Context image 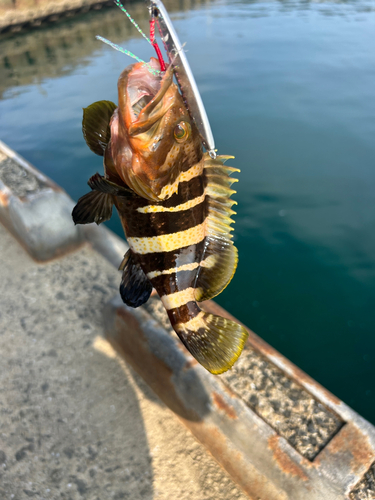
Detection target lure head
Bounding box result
[110,58,202,200]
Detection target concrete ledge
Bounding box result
[0,140,84,261]
[0,223,250,500]
[1,140,375,498]
[0,0,113,34]
[0,140,129,264]
[0,0,206,34]
[104,296,375,500]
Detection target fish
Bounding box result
[72,56,248,374]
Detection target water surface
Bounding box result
[1,0,375,422]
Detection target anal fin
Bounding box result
[195,238,238,302]
[120,250,152,308]
[72,190,113,225]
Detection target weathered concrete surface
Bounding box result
[222,343,343,461]
[350,461,375,500]
[0,224,248,500]
[0,141,83,261]
[107,295,375,500]
[142,297,344,460]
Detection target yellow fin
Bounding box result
[194,154,239,302]
[174,309,248,374]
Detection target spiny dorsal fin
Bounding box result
[82,100,117,156]
[119,250,152,308]
[195,154,239,302]
[72,190,113,225]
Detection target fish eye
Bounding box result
[174,121,191,143]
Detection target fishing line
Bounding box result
[98,1,166,74]
[113,0,166,72]
[113,0,152,44]
[95,36,160,75]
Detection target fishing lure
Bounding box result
[72,0,248,374]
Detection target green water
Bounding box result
[1,0,375,422]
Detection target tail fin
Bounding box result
[171,306,248,375]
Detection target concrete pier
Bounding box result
[1,141,375,499]
[0,142,248,499]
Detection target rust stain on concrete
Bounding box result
[0,190,10,207]
[268,435,309,481]
[320,424,375,474]
[212,392,237,420]
[183,359,198,371]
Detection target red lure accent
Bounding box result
[149,18,166,72]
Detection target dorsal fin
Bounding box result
[194,155,239,303]
[82,100,117,156]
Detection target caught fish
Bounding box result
[72,1,248,374]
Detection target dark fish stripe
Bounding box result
[150,269,197,295]
[137,240,206,274]
[124,175,205,211]
[179,150,203,173]
[163,176,206,208]
[167,301,201,325]
[125,201,207,237]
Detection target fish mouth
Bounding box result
[127,59,162,120]
[114,58,201,201]
[125,59,175,136]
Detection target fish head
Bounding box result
[111,58,202,200]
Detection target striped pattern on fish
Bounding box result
[72,59,249,374]
[114,153,248,374]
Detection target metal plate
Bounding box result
[150,0,216,155]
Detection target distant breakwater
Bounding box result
[0,0,212,34]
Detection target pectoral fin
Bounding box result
[119,250,152,308]
[88,173,133,197]
[72,190,113,225]
[82,100,117,156]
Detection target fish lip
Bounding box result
[127,60,163,121]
